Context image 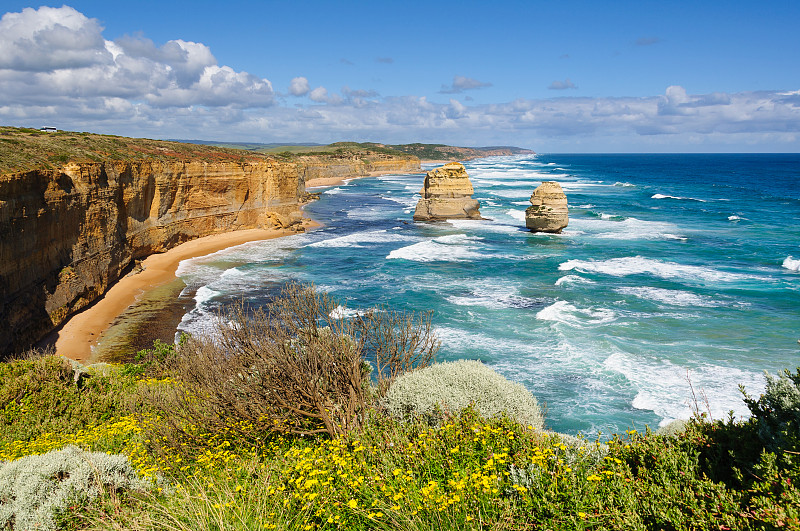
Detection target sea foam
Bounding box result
[783,256,800,271]
[387,234,484,262]
[603,353,763,425]
[651,193,707,202]
[536,300,617,327]
[445,280,547,310]
[505,209,526,222]
[555,275,596,286]
[559,256,755,283]
[568,217,685,241]
[615,286,719,307]
[309,230,418,248]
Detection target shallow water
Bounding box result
[174,154,800,436]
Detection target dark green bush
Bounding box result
[742,367,800,452]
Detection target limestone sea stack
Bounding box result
[525,181,569,233]
[413,162,482,221]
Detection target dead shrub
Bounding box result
[142,283,438,451]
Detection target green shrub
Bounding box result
[143,283,437,449]
[0,445,152,531]
[0,356,134,447]
[383,359,544,429]
[121,335,186,379]
[742,367,800,452]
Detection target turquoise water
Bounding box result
[175,154,800,436]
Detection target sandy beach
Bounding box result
[55,222,317,363]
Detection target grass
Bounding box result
[1,332,798,529]
[0,126,271,173]
[387,143,532,161]
[0,128,417,174]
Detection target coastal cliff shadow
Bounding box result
[34,255,146,355]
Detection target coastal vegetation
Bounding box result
[0,127,432,174]
[163,138,532,162]
[387,143,534,161]
[0,127,269,173]
[0,285,798,530]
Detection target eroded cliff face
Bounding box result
[413,162,482,221]
[298,155,420,182]
[0,159,304,355]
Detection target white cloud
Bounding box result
[439,75,492,94]
[548,78,577,90]
[0,5,273,109]
[289,76,310,96]
[0,6,109,71]
[445,99,467,118]
[309,86,329,102]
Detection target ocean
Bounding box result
[173,154,800,436]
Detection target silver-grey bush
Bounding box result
[383,359,544,429]
[0,446,151,531]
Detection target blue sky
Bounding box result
[1,1,798,151]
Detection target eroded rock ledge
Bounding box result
[413,162,482,221]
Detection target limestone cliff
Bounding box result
[413,162,482,221]
[525,181,569,233]
[297,154,420,183]
[0,159,304,356]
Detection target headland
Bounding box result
[0,128,420,359]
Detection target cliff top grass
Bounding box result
[388,142,534,161]
[0,126,275,174]
[172,138,532,162]
[0,127,419,174]
[189,140,419,161]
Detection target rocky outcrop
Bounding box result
[525,181,569,233]
[413,162,482,221]
[0,160,304,356]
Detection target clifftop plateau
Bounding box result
[170,139,534,163]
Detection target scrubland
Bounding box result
[1,284,798,530]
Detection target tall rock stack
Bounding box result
[413,162,482,221]
[525,181,569,233]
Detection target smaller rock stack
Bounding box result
[525,181,569,233]
[413,162,482,221]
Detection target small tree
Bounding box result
[145,283,438,445]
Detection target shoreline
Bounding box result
[54,221,318,363]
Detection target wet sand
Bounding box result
[55,224,316,363]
